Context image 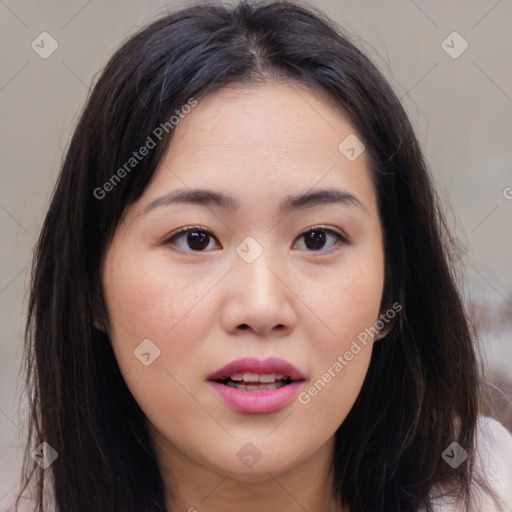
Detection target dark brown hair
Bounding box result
[18,1,503,511]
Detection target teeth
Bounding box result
[258,373,276,383]
[225,381,288,391]
[227,372,288,383]
[242,372,260,383]
[245,384,261,391]
[221,372,292,385]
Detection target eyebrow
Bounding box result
[140,187,367,217]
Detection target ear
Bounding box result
[93,319,107,333]
[91,279,109,334]
[373,302,401,341]
[374,321,393,341]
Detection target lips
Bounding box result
[206,357,306,414]
[207,357,306,383]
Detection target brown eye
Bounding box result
[294,227,347,252]
[185,231,210,251]
[165,227,220,252]
[303,230,327,250]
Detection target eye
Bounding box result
[163,226,220,252]
[163,225,348,253]
[293,227,348,252]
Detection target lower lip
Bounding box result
[207,380,304,414]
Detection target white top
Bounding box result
[421,416,512,512]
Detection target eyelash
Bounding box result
[163,225,349,253]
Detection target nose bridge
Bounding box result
[224,234,296,335]
[234,236,281,299]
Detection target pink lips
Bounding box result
[206,357,306,414]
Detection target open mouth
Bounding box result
[207,358,306,413]
[214,373,297,391]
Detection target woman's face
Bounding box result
[102,83,385,484]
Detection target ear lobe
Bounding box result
[374,322,392,341]
[373,314,397,341]
[373,300,401,341]
[93,319,106,333]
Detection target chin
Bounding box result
[219,443,308,481]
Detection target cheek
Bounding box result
[101,246,225,393]
[304,246,385,349]
[293,351,371,455]
[103,247,214,340]
[297,279,378,433]
[296,244,384,420]
[101,251,215,433]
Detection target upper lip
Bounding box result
[207,357,306,382]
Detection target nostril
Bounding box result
[239,324,249,329]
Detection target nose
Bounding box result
[220,245,297,337]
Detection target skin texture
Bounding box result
[101,83,386,512]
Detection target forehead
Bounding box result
[131,82,378,218]
[169,82,354,157]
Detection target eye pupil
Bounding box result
[304,230,326,250]
[188,231,209,250]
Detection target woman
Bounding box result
[16,1,512,511]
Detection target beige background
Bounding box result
[1,0,511,507]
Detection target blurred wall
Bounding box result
[1,0,511,506]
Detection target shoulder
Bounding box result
[473,416,512,509]
[420,416,512,512]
